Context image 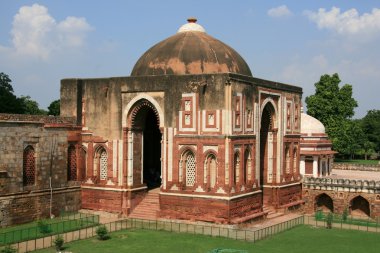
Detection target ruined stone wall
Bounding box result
[0,187,81,227]
[302,176,380,218]
[0,116,81,226]
[0,122,71,191]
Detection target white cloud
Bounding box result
[268,5,292,18]
[304,7,380,38]
[2,3,93,60]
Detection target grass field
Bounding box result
[33,225,380,253]
[334,159,379,165]
[0,214,99,245]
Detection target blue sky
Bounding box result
[0,1,379,118]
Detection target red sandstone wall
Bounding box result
[0,188,81,227]
[82,189,123,213]
[159,193,263,223]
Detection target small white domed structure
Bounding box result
[300,113,325,135]
[299,112,336,178]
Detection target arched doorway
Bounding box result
[131,101,162,189]
[350,196,370,217]
[315,193,333,212]
[260,102,276,204]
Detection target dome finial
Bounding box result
[178,17,206,33]
[187,17,197,23]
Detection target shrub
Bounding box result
[54,235,64,251]
[96,225,110,240]
[0,245,17,253]
[314,209,324,220]
[342,207,349,221]
[37,220,52,234]
[326,212,333,229]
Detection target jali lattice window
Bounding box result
[100,150,108,180]
[234,152,240,184]
[293,148,298,173]
[204,154,217,188]
[185,152,196,187]
[23,145,35,186]
[285,147,291,174]
[244,149,252,184]
[67,145,77,181]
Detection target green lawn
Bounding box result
[334,159,379,165]
[33,225,380,253]
[0,214,99,245]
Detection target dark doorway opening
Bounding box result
[142,109,162,189]
[315,193,334,213]
[260,104,274,205]
[351,196,370,217]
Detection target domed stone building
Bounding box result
[60,18,303,223]
[299,111,336,177]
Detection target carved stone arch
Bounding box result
[260,98,278,130]
[79,145,87,181]
[129,99,160,129]
[203,151,218,189]
[260,100,278,204]
[126,98,162,189]
[179,148,196,188]
[123,94,164,128]
[233,151,241,185]
[67,144,77,181]
[93,144,108,181]
[23,145,36,186]
[243,147,253,184]
[293,146,298,174]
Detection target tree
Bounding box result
[0,72,24,113]
[19,95,47,115]
[305,73,357,125]
[305,73,359,155]
[48,99,60,116]
[330,119,365,159]
[361,110,380,152]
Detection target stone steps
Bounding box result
[128,188,160,220]
[263,205,284,219]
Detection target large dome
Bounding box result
[131,18,252,76]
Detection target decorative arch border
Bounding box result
[93,143,108,157]
[260,98,278,129]
[178,146,197,188]
[122,94,164,128]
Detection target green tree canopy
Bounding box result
[48,99,60,116]
[305,73,359,156]
[305,73,358,126]
[0,72,24,113]
[19,96,47,115]
[361,110,380,152]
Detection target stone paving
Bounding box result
[329,169,380,180]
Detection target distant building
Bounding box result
[299,111,336,177]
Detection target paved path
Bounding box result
[329,169,380,180]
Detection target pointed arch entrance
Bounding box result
[315,193,333,212]
[129,99,162,189]
[350,196,370,217]
[260,102,277,205]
